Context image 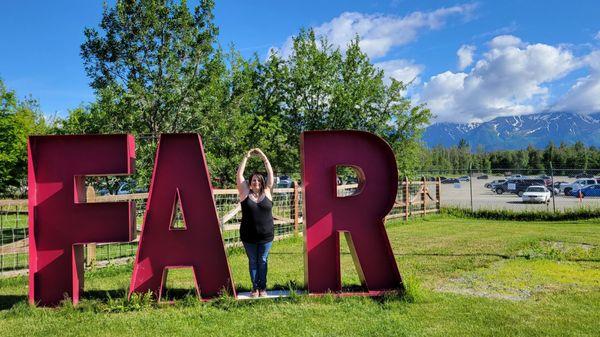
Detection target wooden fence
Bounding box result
[0,178,440,274]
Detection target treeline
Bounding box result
[0,0,429,196]
[421,139,600,175]
[0,81,48,196]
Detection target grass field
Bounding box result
[0,214,598,336]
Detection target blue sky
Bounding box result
[1,1,599,123]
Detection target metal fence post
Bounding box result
[436,177,441,212]
[550,162,556,213]
[469,165,474,212]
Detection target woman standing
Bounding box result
[236,148,275,297]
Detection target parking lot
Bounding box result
[440,176,600,211]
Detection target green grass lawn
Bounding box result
[0,215,598,336]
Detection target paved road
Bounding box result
[439,176,600,211]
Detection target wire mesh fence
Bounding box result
[0,200,28,273]
[419,168,600,212]
[7,164,599,275]
[0,179,438,275]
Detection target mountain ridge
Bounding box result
[422,112,600,151]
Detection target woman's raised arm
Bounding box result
[255,149,274,190]
[237,149,253,195]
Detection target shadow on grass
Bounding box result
[0,282,410,312]
[506,201,551,205]
[268,251,302,255]
[394,252,513,259]
[392,252,599,262]
[0,294,27,310]
[81,289,128,301]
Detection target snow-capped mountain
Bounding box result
[422,112,600,151]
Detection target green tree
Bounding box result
[0,79,47,197]
[265,30,431,176]
[77,0,255,187]
[72,6,430,185]
[81,0,220,137]
[243,53,296,175]
[527,144,544,174]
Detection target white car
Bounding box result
[522,186,551,204]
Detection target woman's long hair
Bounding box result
[249,172,266,196]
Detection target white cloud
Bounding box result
[375,59,424,85]
[585,50,600,70]
[488,34,523,49]
[554,75,600,112]
[457,44,475,70]
[595,31,600,40]
[278,4,477,59]
[553,51,600,112]
[420,35,579,122]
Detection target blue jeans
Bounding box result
[242,241,273,291]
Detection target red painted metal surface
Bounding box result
[28,135,136,306]
[301,130,403,294]
[129,134,235,300]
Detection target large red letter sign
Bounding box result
[28,135,136,306]
[129,134,234,300]
[301,130,403,294]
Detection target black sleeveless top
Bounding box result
[240,196,274,244]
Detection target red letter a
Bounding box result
[129,134,234,300]
[301,130,403,294]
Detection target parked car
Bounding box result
[458,176,470,182]
[477,174,489,180]
[96,180,147,196]
[485,179,506,189]
[345,176,359,185]
[116,181,148,195]
[553,181,569,194]
[570,184,600,197]
[535,175,552,185]
[276,175,293,188]
[97,188,111,196]
[562,178,598,196]
[545,182,560,196]
[522,186,551,203]
[441,178,460,184]
[495,178,547,196]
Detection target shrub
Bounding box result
[441,206,600,221]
